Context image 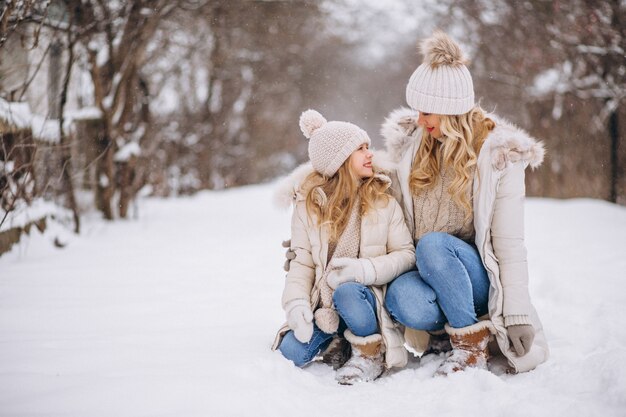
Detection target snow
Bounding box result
[67,106,103,121]
[0,98,32,130]
[30,114,61,143]
[0,199,60,233]
[0,184,625,417]
[114,141,141,162]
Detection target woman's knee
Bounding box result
[385,273,444,331]
[416,232,450,258]
[416,232,460,276]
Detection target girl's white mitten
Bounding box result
[285,300,314,343]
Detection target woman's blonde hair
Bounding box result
[409,106,495,219]
[303,162,390,241]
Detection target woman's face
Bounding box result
[417,112,442,139]
[349,143,374,179]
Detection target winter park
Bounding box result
[1,1,626,416]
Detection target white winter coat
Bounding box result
[377,107,550,373]
[271,164,416,369]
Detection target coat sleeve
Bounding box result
[368,199,416,285]
[491,161,533,325]
[281,204,316,309]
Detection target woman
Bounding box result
[272,109,415,385]
[378,31,549,375]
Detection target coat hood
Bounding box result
[273,161,392,209]
[379,107,546,170]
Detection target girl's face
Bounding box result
[349,143,374,179]
[417,112,442,139]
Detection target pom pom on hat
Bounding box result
[406,30,474,115]
[298,109,370,177]
[299,109,327,139]
[421,30,468,68]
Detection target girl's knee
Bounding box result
[333,282,372,314]
[278,332,313,367]
[333,283,377,336]
[332,281,364,304]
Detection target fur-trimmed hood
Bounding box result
[273,161,392,209]
[378,107,546,171]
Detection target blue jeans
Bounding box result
[279,282,378,367]
[385,232,490,331]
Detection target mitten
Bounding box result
[507,324,535,356]
[282,239,295,272]
[285,299,314,343]
[327,257,376,289]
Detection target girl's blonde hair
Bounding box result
[409,106,495,219]
[303,162,390,241]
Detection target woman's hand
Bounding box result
[285,300,314,343]
[327,258,376,289]
[507,324,535,356]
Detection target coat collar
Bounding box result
[380,107,545,171]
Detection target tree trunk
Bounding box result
[95,135,115,220]
[117,156,136,219]
[58,37,80,233]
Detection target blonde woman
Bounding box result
[272,110,415,385]
[379,31,549,375]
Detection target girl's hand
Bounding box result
[285,300,314,343]
[327,258,376,289]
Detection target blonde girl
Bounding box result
[272,110,415,384]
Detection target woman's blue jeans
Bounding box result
[278,282,378,367]
[385,232,490,331]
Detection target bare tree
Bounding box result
[441,0,626,203]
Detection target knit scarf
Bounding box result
[315,198,361,334]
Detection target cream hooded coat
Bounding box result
[271,164,416,369]
[376,107,550,373]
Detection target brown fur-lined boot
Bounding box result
[335,330,384,385]
[435,320,493,376]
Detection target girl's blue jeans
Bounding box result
[278,282,378,367]
[385,232,490,331]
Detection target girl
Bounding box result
[379,31,550,375]
[272,109,415,385]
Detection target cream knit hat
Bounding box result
[405,31,474,115]
[299,109,370,177]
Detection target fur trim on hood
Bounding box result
[379,107,545,171]
[273,161,392,210]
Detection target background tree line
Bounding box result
[0,0,624,240]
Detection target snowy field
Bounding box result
[1,183,625,417]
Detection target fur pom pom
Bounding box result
[420,30,467,68]
[299,109,327,139]
[315,307,340,334]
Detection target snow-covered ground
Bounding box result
[1,183,625,417]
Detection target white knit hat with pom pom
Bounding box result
[405,30,474,115]
[299,109,370,177]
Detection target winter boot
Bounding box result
[423,329,452,356]
[335,330,384,385]
[321,335,352,370]
[435,320,493,376]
